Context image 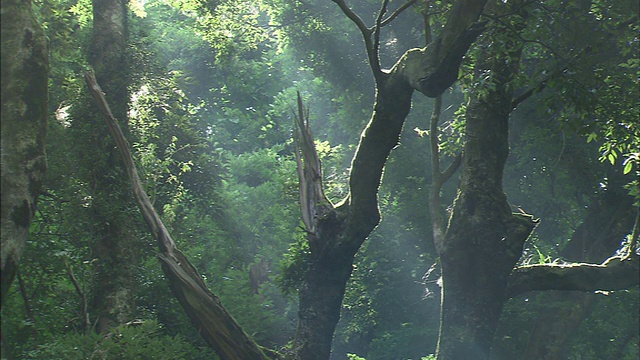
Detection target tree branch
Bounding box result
[506,255,640,297]
[440,153,462,183]
[511,47,591,109]
[381,0,418,27]
[372,0,390,76]
[63,256,90,335]
[399,0,489,97]
[331,0,380,77]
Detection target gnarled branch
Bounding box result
[507,255,640,297]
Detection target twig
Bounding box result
[331,0,381,78]
[63,256,90,335]
[381,0,419,27]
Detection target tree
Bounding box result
[1,0,49,308]
[4,0,637,358]
[76,0,138,333]
[285,1,489,358]
[425,2,638,358]
[288,0,638,358]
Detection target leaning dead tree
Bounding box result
[84,70,273,360]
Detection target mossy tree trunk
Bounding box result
[83,0,136,333]
[434,16,537,359]
[0,0,49,307]
[432,6,639,359]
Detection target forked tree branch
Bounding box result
[331,0,379,76]
[381,0,419,27]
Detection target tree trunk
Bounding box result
[84,0,135,333]
[435,22,537,360]
[0,0,49,307]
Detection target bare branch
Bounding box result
[372,0,390,75]
[331,0,371,36]
[441,153,462,183]
[381,0,418,27]
[331,0,381,77]
[63,256,90,335]
[507,255,640,297]
[511,47,591,109]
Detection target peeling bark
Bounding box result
[84,72,272,360]
[1,0,49,307]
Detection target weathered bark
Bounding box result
[0,0,49,307]
[290,1,489,359]
[519,188,636,359]
[84,0,135,333]
[435,18,537,359]
[84,71,272,360]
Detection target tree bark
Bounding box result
[84,0,136,333]
[290,1,489,359]
[1,0,49,307]
[433,6,638,359]
[291,79,414,360]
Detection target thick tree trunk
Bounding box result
[84,0,135,333]
[0,0,49,307]
[435,25,536,360]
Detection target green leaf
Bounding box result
[623,159,633,174]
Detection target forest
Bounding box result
[1,0,639,359]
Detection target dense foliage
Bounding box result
[2,0,637,359]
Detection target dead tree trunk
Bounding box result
[84,71,273,360]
